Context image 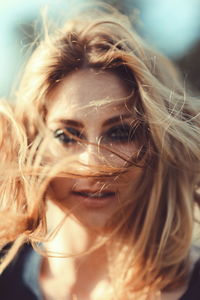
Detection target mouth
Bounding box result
[71,190,116,208]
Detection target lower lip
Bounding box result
[72,193,116,208]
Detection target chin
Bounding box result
[70,208,114,233]
[47,187,123,233]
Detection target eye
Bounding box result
[104,124,136,143]
[54,127,83,145]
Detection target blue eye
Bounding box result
[54,127,83,144]
[105,125,136,143]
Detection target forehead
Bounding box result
[47,69,133,122]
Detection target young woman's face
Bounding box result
[46,69,143,231]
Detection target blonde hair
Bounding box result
[0,4,200,299]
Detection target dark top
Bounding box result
[0,244,200,300]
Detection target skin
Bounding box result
[39,69,188,300]
[46,68,142,231]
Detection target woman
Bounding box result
[0,4,199,300]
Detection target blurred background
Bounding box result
[0,0,200,98]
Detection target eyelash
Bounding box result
[54,127,84,144]
[53,125,137,145]
[103,125,137,143]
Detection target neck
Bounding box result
[44,199,104,254]
[41,200,110,298]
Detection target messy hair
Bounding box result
[0,4,200,299]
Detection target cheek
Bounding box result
[50,177,73,200]
[116,166,143,200]
[104,142,139,167]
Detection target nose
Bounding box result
[77,143,122,170]
[77,145,101,167]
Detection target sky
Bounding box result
[0,0,200,97]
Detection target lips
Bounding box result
[71,190,116,208]
[73,190,115,198]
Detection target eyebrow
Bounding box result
[53,114,133,128]
[56,119,83,128]
[102,114,133,127]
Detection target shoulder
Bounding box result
[179,246,200,300]
[0,243,32,279]
[161,246,200,300]
[0,244,39,300]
